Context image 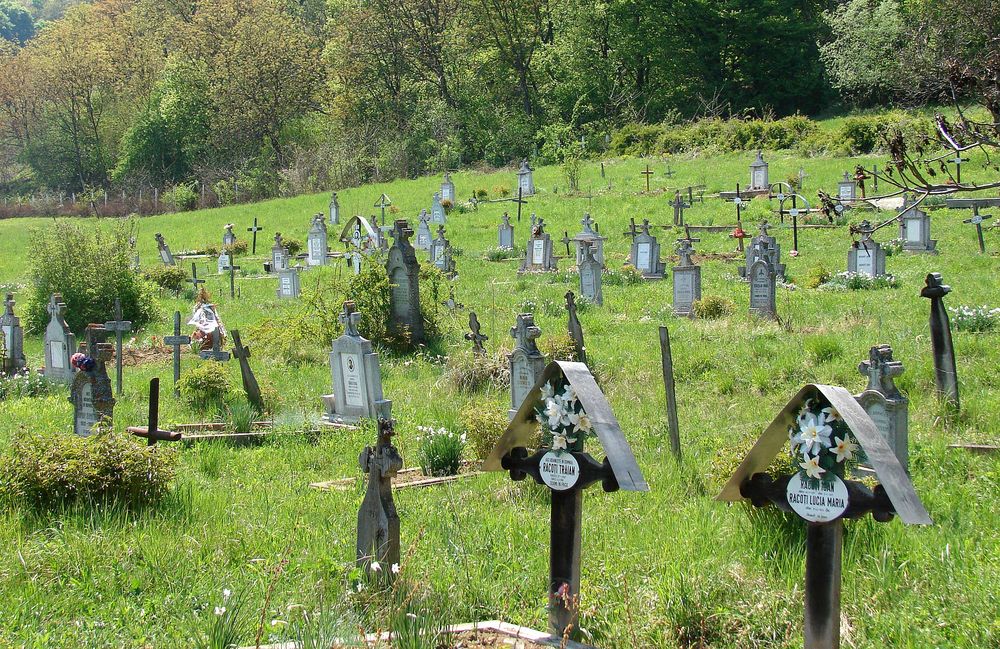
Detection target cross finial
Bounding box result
[759,221,771,237]
[511,313,541,353]
[274,232,283,245]
[464,311,488,355]
[436,224,446,239]
[390,218,413,243]
[858,344,904,397]
[419,209,429,223]
[502,212,511,226]
[339,301,362,337]
[640,219,652,236]
[47,293,64,320]
[3,292,14,316]
[676,238,695,266]
[580,213,595,232]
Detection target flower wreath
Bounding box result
[70,353,95,372]
[534,378,594,454]
[788,397,865,482]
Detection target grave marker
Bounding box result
[749,150,769,190]
[671,190,689,226]
[507,313,545,419]
[898,197,937,253]
[441,172,456,202]
[339,216,381,275]
[374,193,392,227]
[230,329,264,413]
[630,219,664,279]
[217,251,231,275]
[0,293,26,375]
[565,291,586,364]
[640,164,654,192]
[246,217,264,255]
[415,210,432,250]
[571,213,605,267]
[103,298,132,397]
[155,233,175,266]
[578,243,603,305]
[225,256,240,299]
[856,345,908,472]
[127,378,182,445]
[276,266,302,299]
[739,221,785,281]
[271,232,290,271]
[847,221,886,277]
[498,213,515,249]
[329,191,340,226]
[429,225,456,277]
[837,172,857,201]
[672,236,702,317]
[431,192,446,224]
[920,273,959,407]
[464,312,488,356]
[517,159,535,196]
[70,343,115,436]
[748,257,777,320]
[357,407,402,576]
[43,294,76,384]
[307,213,329,266]
[519,217,557,273]
[223,223,237,248]
[322,301,391,424]
[945,198,1000,255]
[164,311,191,397]
[385,220,425,344]
[187,262,205,293]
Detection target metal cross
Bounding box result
[199,328,231,362]
[464,311,489,356]
[513,187,527,223]
[560,231,573,257]
[565,291,586,364]
[374,193,392,226]
[164,311,191,397]
[663,164,675,179]
[624,218,639,240]
[951,155,969,184]
[672,190,689,226]
[963,206,989,254]
[103,298,132,397]
[247,217,264,255]
[640,164,654,192]
[187,263,205,294]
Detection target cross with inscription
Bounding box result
[950,154,969,184]
[225,256,241,298]
[127,378,181,445]
[374,193,392,227]
[357,410,403,577]
[187,263,205,294]
[464,312,489,356]
[565,291,587,364]
[559,231,572,257]
[246,217,264,255]
[671,190,689,226]
[962,206,990,254]
[199,328,231,362]
[640,164,654,192]
[103,298,132,397]
[231,329,264,413]
[164,311,191,397]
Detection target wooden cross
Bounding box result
[464,311,489,356]
[963,206,989,254]
[663,163,675,178]
[164,311,191,397]
[513,187,527,223]
[565,291,587,364]
[103,298,132,397]
[560,231,573,257]
[951,155,969,184]
[671,190,690,226]
[226,258,241,298]
[199,328,231,362]
[374,193,392,226]
[623,218,639,240]
[230,329,264,413]
[127,378,181,445]
[246,217,264,255]
[640,164,654,192]
[187,263,205,293]
[357,413,403,576]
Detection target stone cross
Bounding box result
[164,311,191,397]
[640,164,654,192]
[231,329,264,413]
[329,191,340,226]
[920,273,959,408]
[127,378,181,445]
[103,298,132,397]
[676,238,696,267]
[565,291,587,364]
[464,312,488,356]
[246,217,264,255]
[386,220,425,344]
[357,411,403,576]
[341,300,362,337]
[199,328,231,362]
[374,193,392,227]
[187,263,205,294]
[0,292,26,375]
[856,344,909,471]
[508,313,545,419]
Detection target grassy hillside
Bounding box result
[0,147,998,648]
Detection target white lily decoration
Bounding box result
[797,414,833,454]
[551,434,568,451]
[799,455,825,480]
[832,436,858,463]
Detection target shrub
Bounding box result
[24,219,158,334]
[950,305,1000,333]
[226,399,259,434]
[163,182,198,212]
[224,240,249,256]
[0,430,178,509]
[177,362,233,411]
[539,333,580,362]
[0,370,54,401]
[692,296,735,320]
[416,426,465,477]
[804,264,831,289]
[461,405,508,461]
[493,184,510,197]
[475,188,488,199]
[440,198,454,212]
[283,237,303,257]
[145,265,188,293]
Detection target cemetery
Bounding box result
[0,143,999,649]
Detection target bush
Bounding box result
[603,265,644,286]
[177,362,233,411]
[24,219,158,334]
[0,430,178,510]
[692,296,735,320]
[224,240,249,256]
[416,426,465,477]
[440,198,454,212]
[283,237,303,257]
[493,184,510,197]
[804,264,831,289]
[483,245,522,261]
[950,305,1000,333]
[539,333,580,362]
[0,370,54,401]
[461,405,508,461]
[145,265,188,293]
[163,182,199,212]
[474,188,488,199]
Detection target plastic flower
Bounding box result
[832,436,858,463]
[551,434,568,451]
[797,414,832,454]
[391,563,400,575]
[821,405,841,422]
[545,399,563,428]
[540,382,556,400]
[560,385,578,407]
[569,411,592,434]
[370,561,381,573]
[799,455,825,479]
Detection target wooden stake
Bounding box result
[658,326,681,460]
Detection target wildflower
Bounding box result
[370,561,382,573]
[222,589,231,600]
[214,606,227,616]
[799,456,825,480]
[832,436,858,463]
[391,563,400,574]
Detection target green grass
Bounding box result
[0,144,999,647]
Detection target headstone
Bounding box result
[748,257,777,319]
[43,294,76,383]
[357,408,402,575]
[847,221,886,277]
[155,233,175,266]
[749,150,769,190]
[276,266,302,299]
[837,172,857,201]
[898,197,937,253]
[429,225,456,277]
[672,237,702,317]
[920,273,959,407]
[578,243,603,305]
[69,343,115,436]
[217,251,232,275]
[307,213,329,266]
[519,217,557,273]
[329,191,340,226]
[441,172,456,202]
[856,345,909,472]
[630,219,664,279]
[323,301,391,424]
[271,232,290,271]
[222,223,237,248]
[339,216,381,275]
[0,293,26,375]
[498,213,515,250]
[385,220,425,344]
[571,213,605,267]
[464,311,488,356]
[431,192,446,224]
[739,222,785,280]
[415,210,433,251]
[517,159,535,196]
[565,291,586,364]
[507,313,545,419]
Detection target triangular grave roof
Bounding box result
[339,215,380,245]
[716,383,931,525]
[484,361,648,492]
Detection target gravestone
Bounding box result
[485,362,648,638]
[357,408,402,576]
[519,217,557,273]
[441,172,456,202]
[69,343,115,436]
[920,273,959,407]
[155,233,175,266]
[847,221,886,277]
[429,225,456,277]
[385,220,425,344]
[565,291,587,364]
[739,222,785,280]
[507,313,545,419]
[307,213,329,266]
[898,197,937,253]
[43,294,76,383]
[223,223,237,248]
[630,220,664,279]
[415,210,432,251]
[465,312,488,356]
[1,293,26,375]
[498,213,515,250]
[271,232,290,271]
[276,266,302,299]
[672,237,702,317]
[431,192,446,224]
[856,345,909,472]
[323,301,391,424]
[748,257,777,319]
[339,216,381,275]
[749,150,769,190]
[217,251,231,275]
[329,191,340,226]
[837,172,857,201]
[517,159,535,196]
[571,213,605,267]
[578,243,603,305]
